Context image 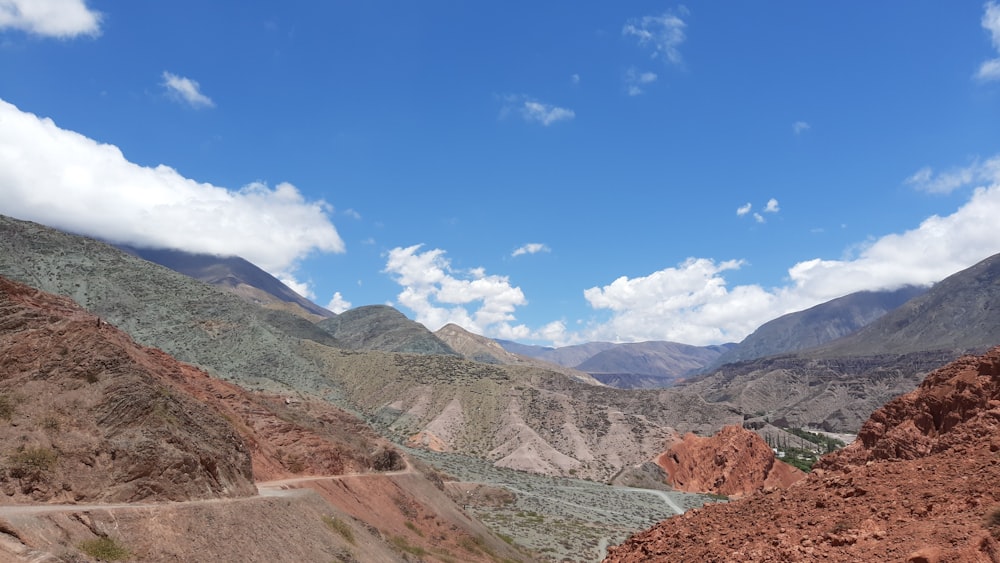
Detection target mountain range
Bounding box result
[4,211,1000,561]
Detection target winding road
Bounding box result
[0,465,415,518]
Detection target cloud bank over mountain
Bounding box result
[0,99,344,296]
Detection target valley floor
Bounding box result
[406,447,717,562]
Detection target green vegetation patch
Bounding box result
[78,537,130,561]
[322,515,355,545]
[390,535,428,556]
[785,427,847,453]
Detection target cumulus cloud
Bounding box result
[905,157,1000,194]
[278,274,315,300]
[793,121,811,135]
[326,291,352,314]
[978,1,1000,80]
[753,212,765,224]
[162,72,215,109]
[624,67,658,96]
[581,160,1000,345]
[0,98,344,287]
[0,0,101,38]
[764,198,780,213]
[736,202,752,216]
[512,243,550,257]
[623,10,687,65]
[383,244,529,338]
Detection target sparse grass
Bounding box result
[458,535,495,557]
[403,520,423,537]
[390,535,428,556]
[8,446,58,478]
[322,515,355,545]
[41,416,61,431]
[0,394,13,420]
[78,537,129,561]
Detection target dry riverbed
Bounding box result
[405,447,720,562]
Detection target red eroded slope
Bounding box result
[606,347,1000,562]
[656,425,804,497]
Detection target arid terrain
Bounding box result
[605,347,1000,562]
[0,276,525,562]
[4,213,1000,562]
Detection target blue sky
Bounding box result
[2,1,1000,346]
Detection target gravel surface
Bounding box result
[405,447,719,562]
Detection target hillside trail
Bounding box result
[0,463,416,518]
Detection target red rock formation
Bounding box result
[0,276,257,502]
[605,347,1000,562]
[656,425,804,496]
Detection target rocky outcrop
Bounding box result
[0,276,256,503]
[655,425,804,496]
[604,347,1000,562]
[816,349,1000,469]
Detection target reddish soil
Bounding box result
[605,348,1000,562]
[0,276,256,502]
[656,425,804,497]
[0,275,526,562]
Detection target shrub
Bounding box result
[78,537,129,560]
[987,505,1000,538]
[8,446,58,480]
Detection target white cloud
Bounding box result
[0,97,344,279]
[978,2,1000,80]
[753,212,765,224]
[512,243,550,257]
[278,273,315,300]
[571,73,581,85]
[793,121,811,135]
[499,95,574,126]
[522,100,575,126]
[383,244,529,337]
[0,0,100,38]
[905,156,1000,194]
[764,198,780,213]
[623,10,687,65]
[624,67,658,96]
[344,208,362,219]
[162,71,215,109]
[736,202,752,216]
[580,160,1000,345]
[326,291,352,314]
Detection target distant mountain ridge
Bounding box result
[711,285,927,368]
[497,339,735,389]
[815,252,1000,357]
[682,251,1000,431]
[118,245,335,321]
[435,323,604,385]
